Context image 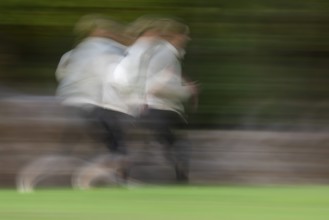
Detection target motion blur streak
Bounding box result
[0,0,328,189]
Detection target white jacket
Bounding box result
[145,41,192,116]
[103,37,161,116]
[55,37,126,108]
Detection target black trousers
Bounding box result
[142,108,190,182]
[59,105,104,154]
[95,108,133,155]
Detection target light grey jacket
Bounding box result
[145,40,192,116]
[55,37,126,109]
[106,37,160,116]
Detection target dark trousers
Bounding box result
[59,105,103,154]
[142,108,190,183]
[59,105,131,182]
[95,108,133,155]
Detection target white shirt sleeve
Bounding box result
[55,51,72,81]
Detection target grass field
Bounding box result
[1,186,329,220]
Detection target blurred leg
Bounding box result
[144,109,190,183]
[59,105,101,155]
[97,108,129,155]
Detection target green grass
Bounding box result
[1,186,329,220]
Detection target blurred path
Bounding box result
[0,96,328,187]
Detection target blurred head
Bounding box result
[127,16,190,49]
[155,18,190,49]
[73,14,129,45]
[126,15,163,39]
